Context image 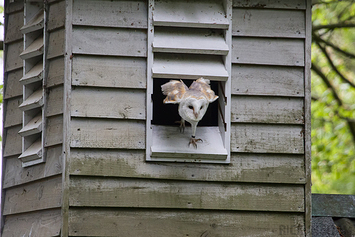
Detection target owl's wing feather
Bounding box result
[189,77,219,102]
[161,80,188,104]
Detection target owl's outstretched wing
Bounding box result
[161,80,189,104]
[189,77,219,102]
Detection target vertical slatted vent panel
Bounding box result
[147,0,232,163]
[18,2,46,167]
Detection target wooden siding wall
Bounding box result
[1,0,65,236]
[68,0,309,236]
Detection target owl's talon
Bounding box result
[189,137,203,148]
[175,120,185,133]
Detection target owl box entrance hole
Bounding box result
[152,78,218,126]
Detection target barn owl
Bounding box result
[161,77,219,148]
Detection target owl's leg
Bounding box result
[189,122,202,148]
[175,118,185,133]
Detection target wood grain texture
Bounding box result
[5,11,23,43]
[69,208,305,237]
[2,209,61,237]
[70,118,145,149]
[73,0,148,29]
[3,175,62,215]
[4,96,22,128]
[3,125,22,157]
[232,9,305,38]
[231,124,304,153]
[69,149,306,184]
[47,56,65,87]
[5,41,23,72]
[4,69,23,99]
[3,145,62,189]
[72,55,146,88]
[231,64,304,96]
[46,85,64,117]
[72,27,147,57]
[71,87,145,120]
[69,176,304,212]
[232,37,304,66]
[232,0,306,9]
[48,29,65,59]
[231,96,304,124]
[48,0,66,31]
[45,115,63,147]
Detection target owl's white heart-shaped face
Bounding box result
[178,97,210,123]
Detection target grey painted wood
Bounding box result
[72,27,147,57]
[4,96,22,128]
[70,118,145,149]
[69,149,306,184]
[73,0,148,29]
[231,124,304,153]
[3,175,62,215]
[232,0,306,9]
[3,145,62,189]
[231,65,304,97]
[5,0,23,14]
[232,37,304,66]
[4,69,23,99]
[2,209,61,237]
[5,11,23,43]
[5,41,23,72]
[69,208,305,237]
[46,85,64,117]
[312,194,355,218]
[231,96,304,124]
[3,125,22,157]
[232,9,305,38]
[48,29,65,59]
[69,176,304,212]
[71,87,145,120]
[48,0,66,31]
[72,55,146,89]
[47,56,65,87]
[45,115,63,147]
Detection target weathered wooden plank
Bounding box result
[19,88,43,111]
[232,37,304,66]
[69,149,306,184]
[45,115,63,147]
[4,96,23,128]
[232,0,306,9]
[72,55,146,89]
[312,194,355,218]
[69,208,305,237]
[3,125,22,157]
[72,27,147,57]
[5,0,24,14]
[70,118,145,149]
[46,85,64,117]
[73,0,148,29]
[70,177,304,212]
[5,11,23,43]
[47,56,65,87]
[231,124,304,153]
[5,41,23,72]
[48,0,66,31]
[48,29,65,59]
[18,113,42,137]
[4,69,23,99]
[71,87,145,120]
[20,10,44,34]
[3,145,62,189]
[3,175,62,215]
[20,35,44,60]
[231,64,304,97]
[2,209,61,237]
[232,9,305,38]
[231,96,304,124]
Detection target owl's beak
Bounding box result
[194,112,198,119]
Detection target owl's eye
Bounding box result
[188,105,193,110]
[200,106,204,110]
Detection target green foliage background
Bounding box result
[311,1,355,194]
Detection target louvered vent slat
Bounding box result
[19,35,44,60]
[20,62,43,85]
[19,89,44,111]
[18,139,42,163]
[20,10,44,34]
[18,113,42,137]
